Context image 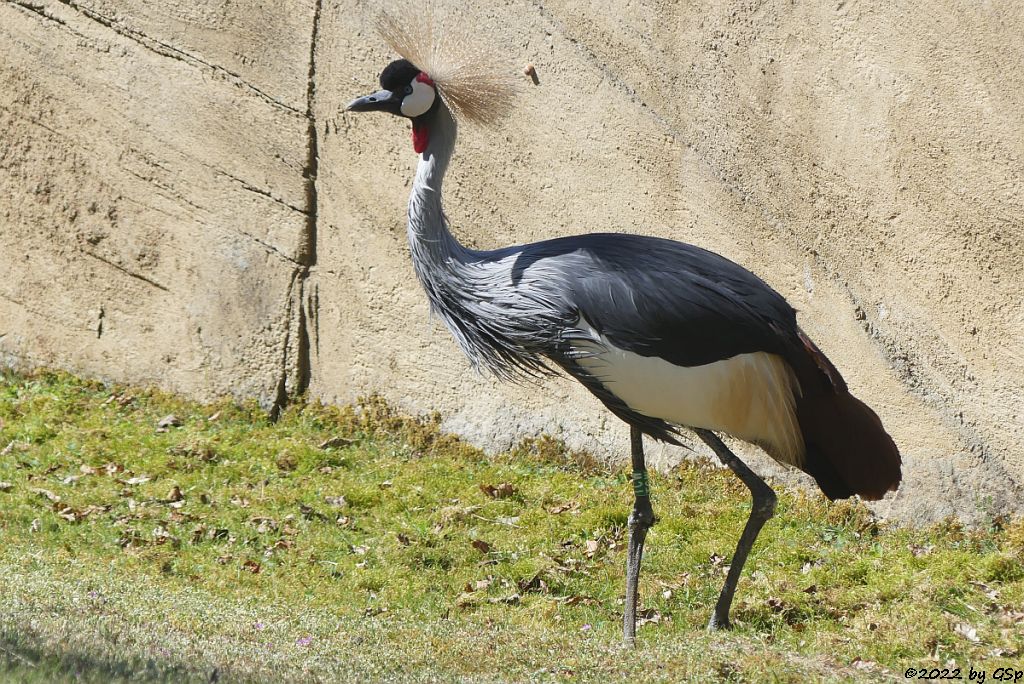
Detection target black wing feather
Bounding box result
[511,233,799,366]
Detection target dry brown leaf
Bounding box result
[55,505,80,522]
[319,437,354,449]
[116,529,147,548]
[559,595,599,607]
[242,559,261,574]
[517,572,548,593]
[1,441,28,456]
[270,538,293,551]
[969,581,1000,601]
[637,608,667,627]
[585,540,601,558]
[471,539,492,554]
[1001,609,1024,624]
[953,622,981,643]
[31,488,60,503]
[479,483,515,499]
[152,526,174,544]
[157,415,181,429]
[455,591,479,608]
[249,517,278,534]
[547,502,579,515]
[851,658,878,672]
[435,504,481,525]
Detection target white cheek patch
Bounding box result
[401,79,436,117]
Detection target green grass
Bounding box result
[0,369,1022,682]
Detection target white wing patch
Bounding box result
[571,317,805,466]
[401,79,436,117]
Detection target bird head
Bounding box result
[346,59,439,153]
[346,59,438,120]
[344,4,519,154]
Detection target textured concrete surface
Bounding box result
[1,0,316,408]
[2,0,1022,523]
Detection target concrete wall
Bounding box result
[2,0,1022,524]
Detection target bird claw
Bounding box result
[707,613,732,631]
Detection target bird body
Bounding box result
[405,104,899,501]
[347,7,901,640]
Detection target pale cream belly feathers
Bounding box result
[572,318,805,466]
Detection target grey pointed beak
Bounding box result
[346,89,399,112]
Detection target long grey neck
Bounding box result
[408,104,464,264]
[402,104,561,380]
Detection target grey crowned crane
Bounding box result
[346,7,902,643]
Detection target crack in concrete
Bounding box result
[0,291,51,320]
[301,0,322,272]
[5,0,92,41]
[8,0,63,26]
[269,0,321,419]
[0,104,65,140]
[230,228,304,266]
[218,170,310,217]
[82,250,171,292]
[40,0,305,117]
[269,268,300,421]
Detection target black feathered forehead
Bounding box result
[380,59,421,91]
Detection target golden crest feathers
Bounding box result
[375,2,519,126]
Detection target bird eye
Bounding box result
[404,85,414,95]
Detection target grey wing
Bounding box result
[501,233,802,442]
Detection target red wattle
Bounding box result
[412,122,429,154]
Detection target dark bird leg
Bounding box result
[623,426,655,645]
[694,428,777,631]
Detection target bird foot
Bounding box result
[706,613,732,631]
